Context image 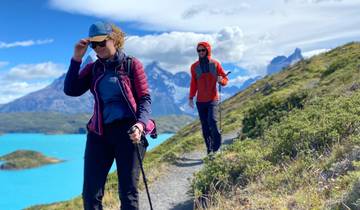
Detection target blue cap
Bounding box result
[88,21,113,42]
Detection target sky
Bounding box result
[0,0,359,104]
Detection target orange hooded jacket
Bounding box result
[189,41,228,102]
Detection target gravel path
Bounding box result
[139,132,239,210]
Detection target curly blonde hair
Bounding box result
[108,24,125,49]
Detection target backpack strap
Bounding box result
[126,56,133,80]
[124,56,139,104]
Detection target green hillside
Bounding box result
[27,42,360,209]
[192,42,360,209]
[0,112,194,134]
[0,112,91,134]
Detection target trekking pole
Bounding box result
[218,71,231,134]
[128,127,154,210]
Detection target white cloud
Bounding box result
[303,48,331,58]
[49,0,359,34]
[284,0,343,3]
[50,0,360,75]
[181,3,251,19]
[0,61,9,68]
[5,62,65,80]
[0,82,47,95]
[0,62,66,104]
[125,26,245,73]
[0,81,49,104]
[228,75,252,87]
[0,39,54,49]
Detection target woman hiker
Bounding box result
[64,21,156,210]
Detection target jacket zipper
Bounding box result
[115,63,138,120]
[116,79,137,119]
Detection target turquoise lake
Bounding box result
[0,133,173,210]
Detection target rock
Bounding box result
[320,147,360,180]
[349,83,360,91]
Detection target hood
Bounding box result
[197,41,212,59]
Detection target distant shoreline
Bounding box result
[0,112,195,135]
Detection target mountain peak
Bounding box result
[267,48,304,75]
[146,61,163,71]
[289,48,303,63]
[271,56,287,64]
[48,73,66,90]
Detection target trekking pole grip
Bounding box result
[127,125,139,135]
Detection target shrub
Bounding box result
[241,91,307,139]
[266,92,360,163]
[192,140,272,197]
[322,58,349,78]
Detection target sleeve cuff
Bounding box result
[71,58,82,66]
[136,121,146,131]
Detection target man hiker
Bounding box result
[188,41,229,154]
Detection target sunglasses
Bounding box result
[197,49,206,53]
[90,40,107,49]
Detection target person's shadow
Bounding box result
[170,199,194,210]
[173,157,203,167]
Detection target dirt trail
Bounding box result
[139,132,239,210]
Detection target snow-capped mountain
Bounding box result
[0,48,302,116]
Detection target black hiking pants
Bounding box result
[196,101,222,154]
[82,119,147,210]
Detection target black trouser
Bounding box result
[83,119,147,210]
[196,101,222,154]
